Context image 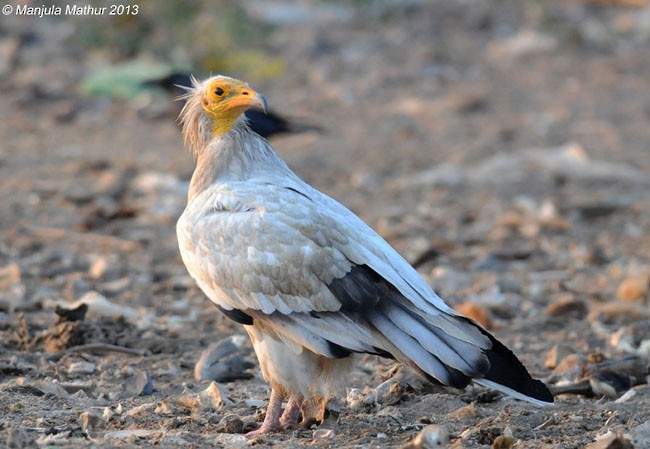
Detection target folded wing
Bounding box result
[178,178,553,404]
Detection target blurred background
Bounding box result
[1,1,650,447]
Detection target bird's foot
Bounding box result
[245,388,284,438]
[245,422,283,438]
[279,397,302,429]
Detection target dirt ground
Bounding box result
[1,1,650,448]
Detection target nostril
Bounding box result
[242,91,249,96]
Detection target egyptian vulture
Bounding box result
[176,75,553,436]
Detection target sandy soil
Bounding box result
[1,1,649,448]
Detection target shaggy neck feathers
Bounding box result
[187,123,279,200]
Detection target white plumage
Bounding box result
[176,75,553,435]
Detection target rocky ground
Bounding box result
[1,1,650,448]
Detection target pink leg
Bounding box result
[246,389,284,437]
[279,397,302,428]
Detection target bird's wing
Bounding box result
[178,177,492,385]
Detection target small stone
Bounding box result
[616,276,649,302]
[614,390,636,404]
[154,401,174,415]
[104,429,158,440]
[199,381,232,409]
[450,402,478,420]
[493,435,515,449]
[194,335,254,382]
[126,403,155,416]
[32,380,69,397]
[122,369,153,397]
[88,257,108,279]
[488,30,558,59]
[211,433,248,447]
[177,382,231,414]
[544,295,588,319]
[545,344,575,369]
[216,414,244,434]
[346,388,364,410]
[363,379,405,407]
[161,435,191,446]
[408,424,450,448]
[313,428,336,439]
[633,420,650,447]
[79,411,105,431]
[66,361,96,375]
[551,354,585,377]
[102,407,114,421]
[455,302,491,329]
[583,433,634,449]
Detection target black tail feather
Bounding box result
[479,328,554,403]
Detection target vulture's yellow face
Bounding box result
[201,77,268,135]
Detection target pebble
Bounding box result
[632,420,650,448]
[405,424,450,449]
[450,402,478,420]
[346,388,364,410]
[216,413,244,434]
[454,302,491,329]
[616,276,649,302]
[122,369,153,397]
[103,429,158,440]
[211,433,248,447]
[79,411,105,431]
[154,401,174,415]
[544,295,588,319]
[102,407,114,421]
[161,435,191,446]
[583,433,634,449]
[488,30,558,59]
[177,382,232,413]
[313,428,336,439]
[194,335,254,382]
[126,403,155,417]
[362,379,405,407]
[614,389,636,404]
[545,344,575,369]
[492,435,515,449]
[66,361,96,375]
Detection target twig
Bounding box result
[47,343,145,361]
[26,226,140,251]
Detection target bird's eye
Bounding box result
[214,87,225,96]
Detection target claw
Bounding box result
[245,389,284,438]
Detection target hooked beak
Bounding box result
[226,87,268,114]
